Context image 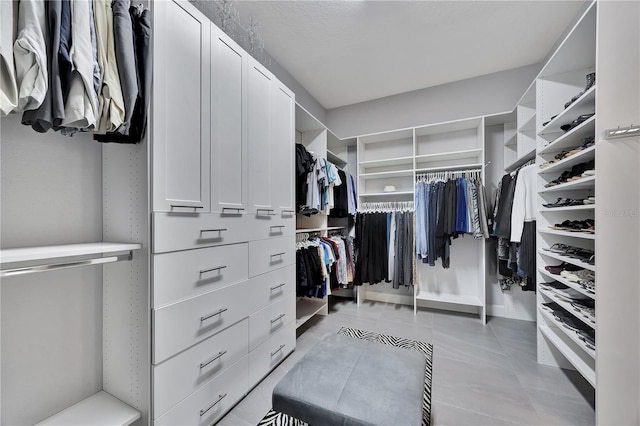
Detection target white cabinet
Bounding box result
[152,0,211,213]
[210,24,248,214]
[271,83,296,215]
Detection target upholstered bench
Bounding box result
[272,333,426,426]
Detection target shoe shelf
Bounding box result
[539,116,595,156]
[540,204,595,213]
[539,288,595,329]
[538,176,595,193]
[538,307,596,360]
[538,86,596,138]
[539,228,596,240]
[539,321,596,387]
[538,267,595,300]
[538,146,596,176]
[538,249,595,272]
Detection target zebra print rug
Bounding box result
[257,327,433,426]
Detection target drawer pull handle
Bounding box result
[270,313,286,324]
[270,283,286,291]
[200,308,228,322]
[200,265,227,274]
[200,393,227,416]
[200,228,227,233]
[282,209,295,214]
[222,207,245,213]
[200,350,227,369]
[271,344,286,357]
[270,252,285,258]
[171,204,204,210]
[257,208,276,216]
[270,225,286,229]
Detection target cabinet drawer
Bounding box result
[248,215,295,240]
[249,321,295,388]
[152,243,248,308]
[249,294,295,351]
[248,235,295,277]
[153,318,248,419]
[152,212,249,254]
[247,264,295,313]
[154,355,249,426]
[153,280,251,364]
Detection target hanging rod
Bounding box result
[605,124,640,140]
[1,252,133,277]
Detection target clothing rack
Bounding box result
[359,201,414,213]
[416,167,482,182]
[510,159,535,174]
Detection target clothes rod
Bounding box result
[605,124,640,140]
[1,252,133,277]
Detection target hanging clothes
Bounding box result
[0,0,19,116]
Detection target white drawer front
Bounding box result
[153,318,249,419]
[249,294,295,351]
[246,264,295,313]
[152,212,250,254]
[248,235,295,277]
[154,355,249,426]
[153,280,251,364]
[152,243,248,308]
[249,321,295,388]
[248,215,295,240]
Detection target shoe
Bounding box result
[584,72,596,92]
[560,113,595,132]
[543,115,558,127]
[561,269,594,282]
[545,262,583,275]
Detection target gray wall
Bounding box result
[326,64,540,139]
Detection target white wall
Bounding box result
[0,115,104,425]
[595,1,640,423]
[326,64,540,139]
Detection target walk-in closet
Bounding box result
[1,0,638,425]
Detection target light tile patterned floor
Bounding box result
[219,298,595,425]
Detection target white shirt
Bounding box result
[510,164,537,242]
[1,0,19,116]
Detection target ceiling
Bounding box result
[233,0,587,110]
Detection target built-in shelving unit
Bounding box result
[35,391,140,426]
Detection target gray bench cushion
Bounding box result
[273,333,426,426]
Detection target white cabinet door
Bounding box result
[210,25,247,214]
[152,0,211,213]
[270,83,295,216]
[247,59,274,215]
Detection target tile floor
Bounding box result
[219,298,595,425]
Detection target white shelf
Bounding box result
[539,323,596,387]
[296,226,345,234]
[539,287,595,329]
[539,146,596,175]
[539,228,595,240]
[504,148,536,173]
[326,149,347,167]
[539,176,595,193]
[539,307,596,360]
[538,86,596,137]
[540,204,595,212]
[414,148,482,162]
[415,163,482,174]
[360,191,414,197]
[538,267,595,300]
[296,297,328,329]
[0,242,142,264]
[518,113,536,133]
[538,249,595,272]
[539,116,595,155]
[415,291,482,307]
[504,132,517,147]
[358,156,414,168]
[359,170,413,179]
[35,391,140,426]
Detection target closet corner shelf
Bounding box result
[35,391,140,426]
[504,148,536,173]
[538,307,596,361]
[518,113,537,133]
[538,249,595,272]
[296,297,328,329]
[538,323,596,387]
[538,145,596,175]
[538,228,596,240]
[539,204,595,212]
[538,287,595,329]
[326,149,347,167]
[415,292,482,307]
[538,176,595,193]
[538,116,596,156]
[538,267,594,300]
[538,86,596,138]
[0,242,142,277]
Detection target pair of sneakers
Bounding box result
[561,269,595,283]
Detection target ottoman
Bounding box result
[272,333,426,426]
